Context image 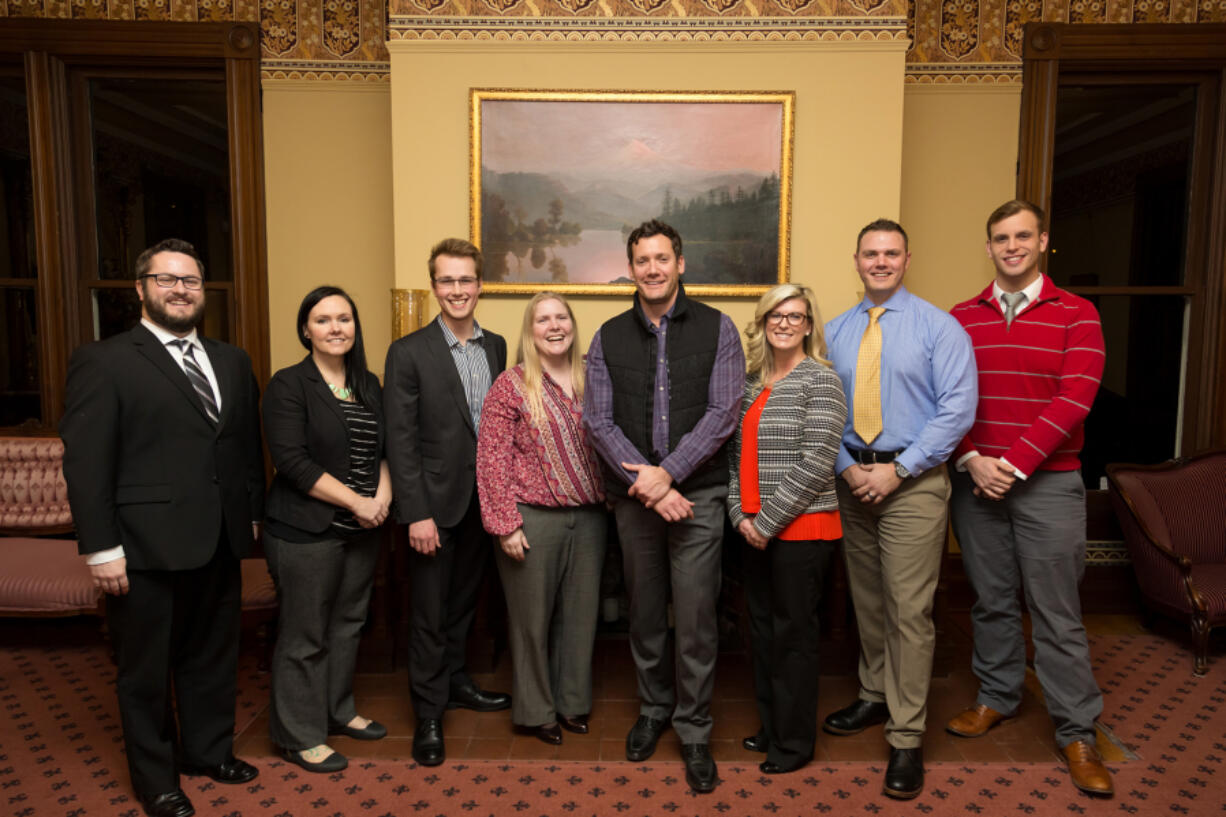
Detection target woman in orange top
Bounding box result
[727,283,848,774]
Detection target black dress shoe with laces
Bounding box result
[138,789,195,817]
[883,746,924,799]
[446,683,511,712]
[180,756,259,784]
[625,715,669,761]
[822,700,890,736]
[742,731,768,753]
[681,743,718,793]
[329,719,388,741]
[412,718,445,766]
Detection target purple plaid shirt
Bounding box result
[584,304,744,488]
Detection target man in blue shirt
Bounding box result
[821,219,977,800]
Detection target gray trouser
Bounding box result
[496,503,606,727]
[264,528,380,750]
[950,469,1103,747]
[613,482,726,744]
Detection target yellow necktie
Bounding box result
[853,306,885,445]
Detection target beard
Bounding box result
[142,289,205,334]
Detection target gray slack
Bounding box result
[836,465,949,749]
[264,528,381,750]
[950,469,1103,747]
[613,481,726,743]
[495,503,606,727]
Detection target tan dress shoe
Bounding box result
[1063,740,1114,796]
[945,704,1011,737]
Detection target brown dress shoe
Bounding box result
[946,704,1011,738]
[1063,740,1114,796]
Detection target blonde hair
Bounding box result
[517,292,586,429]
[744,283,830,388]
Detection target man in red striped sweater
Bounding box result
[946,200,1113,797]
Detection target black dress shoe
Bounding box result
[516,722,563,745]
[412,718,445,766]
[558,714,589,734]
[280,746,348,774]
[760,760,803,774]
[883,746,924,799]
[446,683,511,712]
[180,756,258,784]
[138,789,195,817]
[625,715,669,761]
[742,731,768,753]
[329,719,388,741]
[822,700,890,736]
[681,743,718,793]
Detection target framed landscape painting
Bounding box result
[470,89,794,296]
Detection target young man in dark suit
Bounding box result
[383,237,510,767]
[60,239,265,817]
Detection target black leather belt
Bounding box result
[848,448,903,465]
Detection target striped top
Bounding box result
[950,276,1105,477]
[476,365,606,536]
[437,315,492,430]
[331,398,380,533]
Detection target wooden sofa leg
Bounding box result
[1191,616,1210,677]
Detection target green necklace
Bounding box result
[327,382,352,400]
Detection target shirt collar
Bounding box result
[436,314,484,348]
[992,273,1045,307]
[859,285,910,314]
[142,317,200,350]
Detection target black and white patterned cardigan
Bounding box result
[727,355,848,539]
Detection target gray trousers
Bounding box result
[950,469,1102,747]
[264,528,380,750]
[496,503,606,727]
[613,481,725,744]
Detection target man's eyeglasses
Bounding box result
[766,311,808,327]
[433,276,480,289]
[140,273,203,290]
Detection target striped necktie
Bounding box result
[170,339,220,423]
[853,306,886,445]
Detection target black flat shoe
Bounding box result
[280,746,348,774]
[412,718,445,766]
[517,722,562,745]
[681,743,718,793]
[742,731,768,753]
[625,715,669,761]
[446,683,511,712]
[138,789,194,817]
[329,719,388,741]
[883,746,924,799]
[181,755,258,784]
[558,714,589,734]
[822,699,890,736]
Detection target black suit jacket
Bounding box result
[384,319,506,529]
[60,324,265,571]
[263,355,385,534]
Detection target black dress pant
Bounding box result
[744,537,836,769]
[408,492,490,718]
[106,542,241,797]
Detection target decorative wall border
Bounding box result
[904,62,1022,82]
[262,59,391,80]
[388,14,907,39]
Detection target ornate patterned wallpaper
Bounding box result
[1,0,1223,80]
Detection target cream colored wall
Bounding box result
[262,81,395,376]
[388,41,907,347]
[899,84,1023,310]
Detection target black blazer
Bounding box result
[263,355,385,534]
[60,324,265,571]
[384,319,506,529]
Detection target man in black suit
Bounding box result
[384,237,511,767]
[60,239,265,817]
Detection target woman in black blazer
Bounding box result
[262,286,392,773]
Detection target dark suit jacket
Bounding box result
[263,354,385,534]
[384,319,506,529]
[60,324,265,571]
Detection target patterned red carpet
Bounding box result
[1,633,1221,816]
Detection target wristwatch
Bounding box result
[894,461,912,480]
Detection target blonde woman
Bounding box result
[727,283,848,774]
[476,292,607,745]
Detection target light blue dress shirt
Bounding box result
[825,286,978,477]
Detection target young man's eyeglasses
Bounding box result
[766,311,808,327]
[433,276,480,289]
[140,273,203,290]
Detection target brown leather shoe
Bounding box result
[1063,740,1114,796]
[945,704,1011,738]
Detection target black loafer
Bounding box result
[516,722,563,745]
[883,746,924,799]
[329,719,388,741]
[180,756,258,784]
[681,743,718,793]
[446,683,511,712]
[558,714,589,734]
[138,789,194,817]
[742,731,768,753]
[280,746,348,774]
[412,718,445,766]
[822,699,890,736]
[625,715,669,761]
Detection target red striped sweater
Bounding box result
[950,276,1105,476]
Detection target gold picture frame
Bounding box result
[471,89,794,297]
